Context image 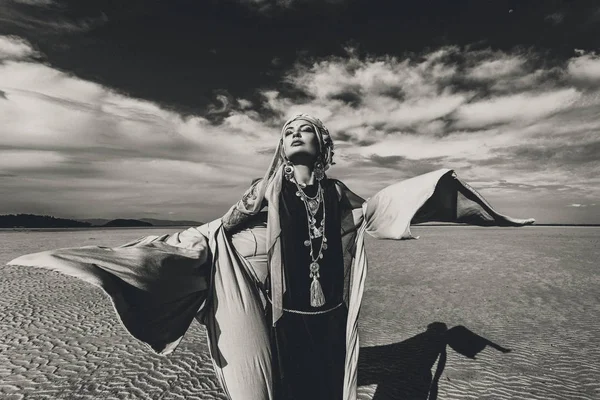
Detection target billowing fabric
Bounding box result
[364,169,536,239]
[7,169,534,400]
[6,226,211,354]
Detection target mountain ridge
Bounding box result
[0,214,203,228]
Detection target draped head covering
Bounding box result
[281,114,335,169]
[222,114,335,326]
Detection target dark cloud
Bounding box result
[544,12,565,25]
[2,0,600,117]
[328,87,362,108]
[479,180,575,192]
[207,93,232,115]
[357,154,448,176]
[500,141,600,166]
[0,1,107,35]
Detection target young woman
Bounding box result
[8,114,534,400]
[221,115,358,400]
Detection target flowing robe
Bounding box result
[7,169,534,400]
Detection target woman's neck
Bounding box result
[293,164,314,186]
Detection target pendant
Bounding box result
[311,225,322,238]
[310,262,319,273]
[307,199,319,214]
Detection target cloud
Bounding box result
[9,0,56,5]
[208,94,232,115]
[0,35,38,59]
[0,35,599,223]
[0,1,108,34]
[237,98,253,109]
[0,35,279,219]
[453,89,580,129]
[544,12,565,25]
[260,46,600,216]
[468,56,526,80]
[237,0,345,11]
[566,203,597,208]
[567,52,600,86]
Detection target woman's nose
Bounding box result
[292,130,301,137]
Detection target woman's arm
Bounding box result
[222,178,267,233]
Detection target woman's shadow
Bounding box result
[358,322,511,400]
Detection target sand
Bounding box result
[0,226,598,399]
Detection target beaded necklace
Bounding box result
[291,177,327,307]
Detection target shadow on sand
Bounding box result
[358,322,511,400]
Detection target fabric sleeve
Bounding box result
[6,225,212,355]
[333,179,366,230]
[222,179,267,233]
[363,169,535,240]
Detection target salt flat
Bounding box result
[1,226,598,400]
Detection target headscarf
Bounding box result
[280,114,335,169]
[223,114,335,326]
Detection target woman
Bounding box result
[222,114,358,400]
[8,114,534,400]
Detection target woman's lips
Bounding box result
[291,140,303,146]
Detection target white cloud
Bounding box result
[454,89,581,129]
[468,56,526,80]
[567,52,600,84]
[0,36,38,60]
[237,98,253,109]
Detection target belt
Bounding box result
[265,293,344,315]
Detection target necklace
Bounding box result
[292,178,327,307]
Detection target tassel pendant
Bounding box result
[310,267,326,307]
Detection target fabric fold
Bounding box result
[7,226,211,355]
[364,169,535,240]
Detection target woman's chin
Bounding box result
[286,151,317,165]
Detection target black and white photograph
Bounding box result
[0,1,598,399]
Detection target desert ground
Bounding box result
[1,226,598,399]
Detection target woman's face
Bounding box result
[282,119,320,163]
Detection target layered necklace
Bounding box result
[288,168,328,307]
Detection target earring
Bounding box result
[314,160,325,181]
[284,160,294,181]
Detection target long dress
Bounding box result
[269,178,347,400]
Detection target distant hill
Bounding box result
[0,214,92,228]
[78,218,111,226]
[139,218,203,226]
[102,219,153,227]
[78,218,202,226]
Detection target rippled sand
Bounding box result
[1,226,598,399]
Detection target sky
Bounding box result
[0,0,599,224]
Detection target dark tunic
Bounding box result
[267,178,348,400]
